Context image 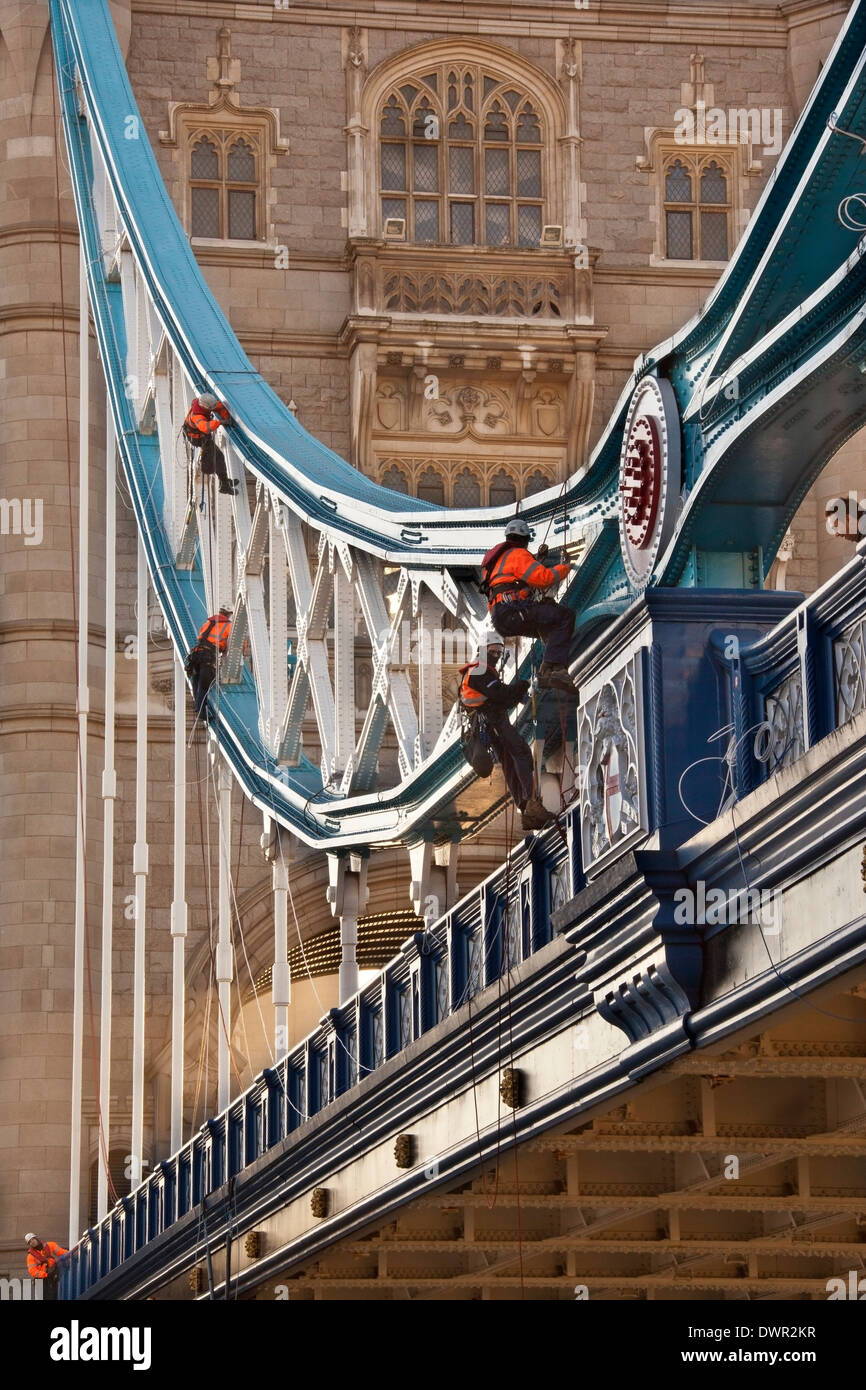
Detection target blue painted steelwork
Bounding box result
[59,817,577,1298]
[49,0,866,847]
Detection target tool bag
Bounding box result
[460,712,495,778]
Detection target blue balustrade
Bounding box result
[60,819,572,1296]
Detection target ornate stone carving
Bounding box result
[382,269,565,318]
[206,27,242,105]
[577,655,646,874]
[375,381,407,432]
[373,455,555,506]
[531,387,564,438]
[424,385,511,436]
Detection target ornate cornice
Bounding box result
[130,2,790,49]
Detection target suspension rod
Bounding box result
[69,248,90,1245]
[97,400,117,1220]
[216,760,233,1112]
[131,538,149,1187]
[170,654,187,1151]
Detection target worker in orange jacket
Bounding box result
[459,630,551,832]
[25,1233,67,1299]
[185,607,232,716]
[481,516,577,695]
[183,392,239,495]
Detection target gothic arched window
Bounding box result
[378,64,545,247]
[417,465,446,505]
[489,469,518,508]
[453,469,482,507]
[663,154,731,262]
[189,129,262,240]
[381,463,410,493]
[525,470,551,498]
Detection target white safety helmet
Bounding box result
[25,1233,38,1244]
[504,516,531,540]
[198,392,219,409]
[476,624,505,662]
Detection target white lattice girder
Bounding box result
[86,147,593,840]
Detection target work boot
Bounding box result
[219,478,240,495]
[521,796,552,832]
[537,662,577,695]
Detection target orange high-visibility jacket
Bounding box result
[199,614,232,653]
[459,662,486,708]
[185,398,230,437]
[459,662,525,713]
[483,543,570,607]
[27,1241,66,1279]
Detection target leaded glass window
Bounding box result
[377,65,545,245]
[525,470,550,497]
[489,469,517,508]
[417,465,446,505]
[381,464,409,494]
[663,154,731,262]
[453,469,482,507]
[189,129,262,241]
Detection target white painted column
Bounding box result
[131,538,149,1186]
[327,853,367,1005]
[170,654,188,1152]
[333,557,355,775]
[97,402,117,1221]
[272,857,290,1060]
[69,250,90,1244]
[216,759,234,1111]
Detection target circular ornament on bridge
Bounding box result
[617,375,681,589]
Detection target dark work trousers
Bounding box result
[188,649,216,716]
[486,714,535,810]
[490,598,574,668]
[198,433,231,486]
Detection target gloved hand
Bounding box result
[512,677,530,699]
[536,543,549,560]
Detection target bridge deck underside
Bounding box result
[146,989,866,1302]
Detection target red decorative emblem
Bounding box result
[619,414,661,550]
